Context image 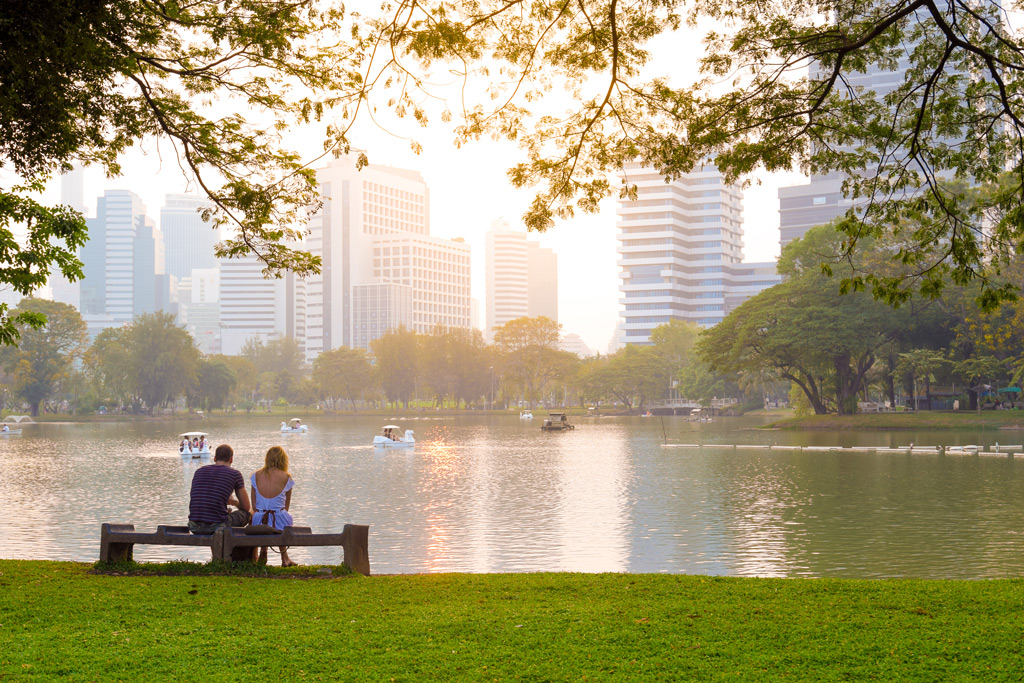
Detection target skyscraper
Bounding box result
[305,154,471,360]
[485,219,557,338]
[616,163,778,345]
[777,22,965,249]
[78,190,168,328]
[219,256,305,355]
[160,194,220,281]
[50,166,87,308]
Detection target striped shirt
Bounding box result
[188,464,244,524]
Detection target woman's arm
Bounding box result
[284,487,292,511]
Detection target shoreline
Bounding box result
[768,412,1024,430]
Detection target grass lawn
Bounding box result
[3,561,1024,681]
[770,411,1024,430]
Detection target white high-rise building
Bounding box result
[617,164,777,345]
[219,256,305,355]
[371,233,471,334]
[305,154,471,360]
[305,155,430,358]
[485,219,557,338]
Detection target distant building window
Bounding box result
[813,196,827,205]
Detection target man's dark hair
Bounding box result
[214,444,233,462]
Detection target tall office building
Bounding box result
[50,166,87,308]
[219,256,306,355]
[178,268,221,355]
[616,163,777,345]
[485,219,558,338]
[305,154,472,360]
[777,16,968,249]
[78,190,168,327]
[352,282,413,350]
[371,232,472,334]
[160,195,220,281]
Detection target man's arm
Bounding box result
[234,486,252,514]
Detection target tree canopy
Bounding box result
[7,0,1024,349]
[357,0,1024,307]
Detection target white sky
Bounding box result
[39,20,812,354]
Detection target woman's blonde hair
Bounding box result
[260,445,289,475]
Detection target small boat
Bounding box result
[281,418,309,433]
[541,413,574,431]
[687,408,713,422]
[520,410,533,419]
[374,425,415,448]
[178,432,211,458]
[0,427,22,436]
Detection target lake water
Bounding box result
[3,414,1024,578]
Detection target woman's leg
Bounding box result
[281,546,295,566]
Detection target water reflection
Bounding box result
[3,415,1024,578]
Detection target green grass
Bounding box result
[770,411,1024,430]
[3,561,1024,681]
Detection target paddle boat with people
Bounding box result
[280,418,309,433]
[0,425,22,436]
[520,410,534,419]
[178,432,211,458]
[373,425,415,448]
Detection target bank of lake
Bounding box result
[3,559,1024,681]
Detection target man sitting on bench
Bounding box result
[188,444,252,534]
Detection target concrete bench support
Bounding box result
[100,523,370,575]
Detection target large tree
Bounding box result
[0,299,87,415]
[699,226,915,414]
[370,325,419,408]
[492,316,573,405]
[129,312,200,410]
[313,346,373,410]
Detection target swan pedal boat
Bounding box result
[178,431,211,458]
[520,411,533,419]
[374,425,415,448]
[281,418,309,433]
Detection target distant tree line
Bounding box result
[6,219,1024,417]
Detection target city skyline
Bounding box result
[37,119,801,352]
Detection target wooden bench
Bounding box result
[100,523,371,576]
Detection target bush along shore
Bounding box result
[3,560,1024,680]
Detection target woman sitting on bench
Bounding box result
[249,445,297,567]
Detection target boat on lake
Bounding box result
[0,426,22,436]
[374,425,415,448]
[520,410,533,419]
[281,418,309,433]
[541,413,574,431]
[178,432,211,458]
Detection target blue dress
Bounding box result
[250,473,295,530]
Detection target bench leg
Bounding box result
[101,541,134,563]
[341,524,370,576]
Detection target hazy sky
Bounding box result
[39,19,810,353]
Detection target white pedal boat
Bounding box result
[281,418,309,433]
[178,432,211,458]
[374,425,415,448]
